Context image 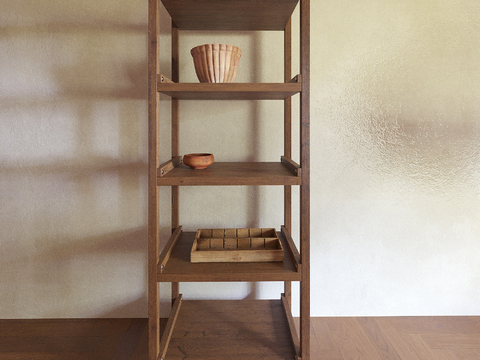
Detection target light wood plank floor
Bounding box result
[1,317,479,359]
[308,317,480,360]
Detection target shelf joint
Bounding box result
[289,74,302,83]
[281,156,302,177]
[158,156,182,177]
[281,225,301,272]
[158,226,183,274]
[159,74,174,84]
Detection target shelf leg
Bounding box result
[171,19,180,313]
[148,0,161,357]
[284,11,293,309]
[300,0,311,358]
[172,283,179,305]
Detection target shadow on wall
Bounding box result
[0,0,149,318]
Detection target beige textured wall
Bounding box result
[1,0,479,318]
[1,0,148,317]
[313,0,480,315]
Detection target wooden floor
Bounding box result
[1,317,479,359]
[166,300,296,359]
[309,317,480,360]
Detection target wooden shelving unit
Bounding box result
[148,0,310,359]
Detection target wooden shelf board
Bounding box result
[157,231,301,282]
[157,162,301,186]
[157,82,301,100]
[162,299,297,359]
[160,0,299,31]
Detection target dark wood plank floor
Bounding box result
[0,318,148,360]
[1,317,479,359]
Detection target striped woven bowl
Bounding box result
[191,44,242,83]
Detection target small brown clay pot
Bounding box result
[183,153,214,170]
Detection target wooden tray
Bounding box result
[190,228,284,263]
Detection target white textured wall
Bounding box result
[1,0,480,318]
[312,0,480,316]
[1,0,148,317]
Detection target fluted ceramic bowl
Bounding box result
[183,153,214,170]
[191,44,242,83]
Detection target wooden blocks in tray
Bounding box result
[191,228,284,263]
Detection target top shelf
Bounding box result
[160,0,299,31]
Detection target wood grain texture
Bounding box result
[152,1,310,359]
[281,225,301,271]
[390,316,480,335]
[281,156,301,176]
[356,317,403,360]
[310,318,344,360]
[160,0,299,31]
[147,0,160,358]
[282,11,293,319]
[299,0,311,358]
[326,318,377,360]
[448,349,480,359]
[2,317,479,359]
[157,231,301,282]
[374,318,424,360]
[158,226,182,273]
[159,295,183,360]
[318,317,480,360]
[165,300,296,359]
[157,82,302,100]
[0,319,145,360]
[282,295,300,357]
[157,156,181,177]
[157,162,302,186]
[191,240,284,263]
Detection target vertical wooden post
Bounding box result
[147,0,160,359]
[300,0,311,359]
[284,17,292,306]
[171,21,180,304]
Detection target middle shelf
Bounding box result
[158,159,301,186]
[157,228,301,282]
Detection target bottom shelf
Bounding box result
[161,299,297,360]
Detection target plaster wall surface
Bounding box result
[1,0,479,318]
